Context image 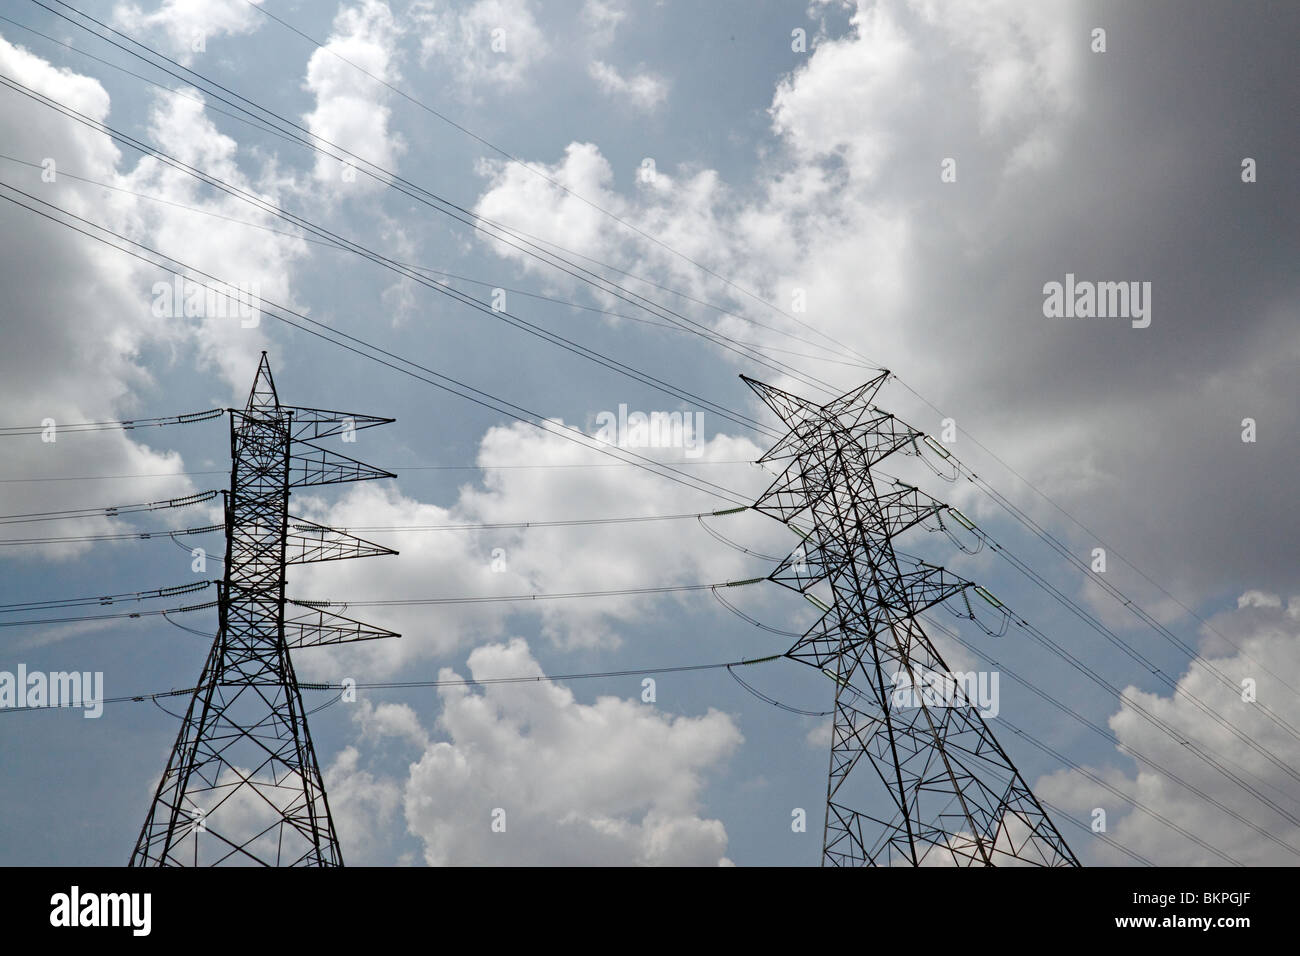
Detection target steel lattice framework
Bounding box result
[744,373,1079,867]
[130,355,398,866]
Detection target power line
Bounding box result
[1037,798,1154,867]
[0,580,211,612]
[233,0,883,374]
[996,714,1241,866]
[0,460,764,484]
[25,4,1238,746]
[727,665,830,717]
[297,577,765,610]
[0,181,754,506]
[5,1,1268,869]
[215,0,1300,806]
[0,524,220,547]
[10,164,1288,855]
[823,409,1300,811]
[3,9,861,498]
[0,470,226,483]
[0,72,781,443]
[11,3,847,406]
[0,151,871,371]
[0,407,222,435]
[0,489,219,525]
[0,578,766,627]
[0,104,773,491]
[0,598,216,627]
[0,653,786,714]
[951,448,1300,703]
[1000,603,1300,833]
[292,581,765,611]
[5,7,861,382]
[309,504,751,534]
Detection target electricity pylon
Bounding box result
[743,372,1078,867]
[130,354,399,866]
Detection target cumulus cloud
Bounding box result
[0,34,291,562]
[473,142,624,267]
[1036,593,1300,865]
[386,638,743,865]
[581,0,627,47]
[302,0,406,191]
[119,87,308,389]
[412,0,548,92]
[588,60,668,112]
[113,0,265,64]
[0,24,311,569]
[907,0,1084,171]
[772,2,922,174]
[324,744,404,864]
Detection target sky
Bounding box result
[0,0,1296,866]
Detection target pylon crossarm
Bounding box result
[284,516,399,564]
[289,440,396,486]
[281,405,395,442]
[282,599,400,647]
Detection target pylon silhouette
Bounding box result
[744,372,1078,867]
[130,354,398,866]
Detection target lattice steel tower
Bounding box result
[744,372,1078,867]
[130,354,399,866]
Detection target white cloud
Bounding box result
[908,0,1083,172]
[393,638,742,865]
[805,717,833,750]
[1238,590,1282,610]
[471,142,757,318]
[772,2,921,174]
[474,142,624,268]
[0,27,317,581]
[119,86,307,389]
[588,60,668,112]
[469,0,1091,386]
[581,0,627,47]
[324,745,404,864]
[354,699,430,748]
[113,0,265,65]
[0,36,203,558]
[412,0,548,92]
[302,0,405,191]
[1035,593,1300,864]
